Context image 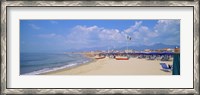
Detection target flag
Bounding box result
[127,36,131,40]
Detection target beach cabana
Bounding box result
[172,48,180,75]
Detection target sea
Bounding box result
[20,53,92,75]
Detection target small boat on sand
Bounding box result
[115,56,129,60]
[95,56,106,59]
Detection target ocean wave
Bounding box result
[23,60,91,75]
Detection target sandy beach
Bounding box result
[43,57,172,75]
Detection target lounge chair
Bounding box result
[160,63,172,72]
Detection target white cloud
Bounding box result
[72,25,123,41]
[99,29,125,42]
[38,33,62,39]
[50,21,58,24]
[122,21,159,45]
[124,21,142,33]
[125,20,179,45]
[153,20,180,45]
[64,20,180,49]
[29,24,40,30]
[64,25,126,49]
[154,20,180,34]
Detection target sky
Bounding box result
[20,20,180,53]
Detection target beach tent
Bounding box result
[172,53,180,75]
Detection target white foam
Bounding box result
[23,60,91,75]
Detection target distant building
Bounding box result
[144,49,151,52]
[125,49,134,53]
[162,48,174,52]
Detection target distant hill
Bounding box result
[65,43,180,52]
[118,43,179,51]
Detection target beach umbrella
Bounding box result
[172,53,180,75]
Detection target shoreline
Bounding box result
[41,59,97,75]
[40,53,96,75]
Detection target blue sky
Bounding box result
[20,20,180,53]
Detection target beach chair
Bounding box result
[160,63,172,72]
